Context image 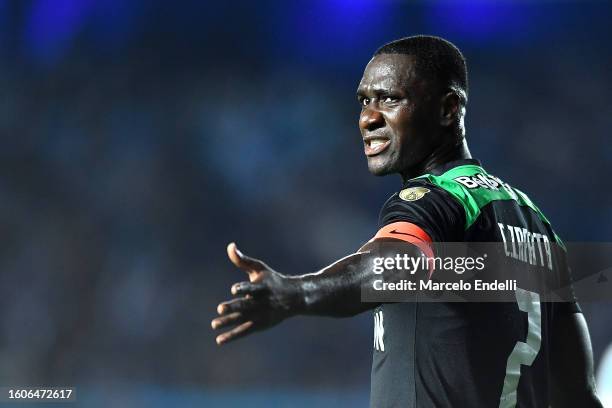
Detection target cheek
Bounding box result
[388,110,414,142]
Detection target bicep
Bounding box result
[550,312,603,407]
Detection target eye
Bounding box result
[360,97,370,106]
[383,96,398,103]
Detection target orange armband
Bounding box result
[369,221,435,276]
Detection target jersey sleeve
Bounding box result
[378,180,466,242]
[555,248,581,314]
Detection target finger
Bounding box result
[217,297,256,315]
[216,321,254,345]
[231,281,266,296]
[227,243,266,278]
[211,312,245,330]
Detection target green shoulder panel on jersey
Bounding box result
[413,164,565,248]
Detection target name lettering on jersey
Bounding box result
[454,173,518,200]
[498,223,552,270]
[373,310,385,352]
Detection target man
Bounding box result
[211,36,602,407]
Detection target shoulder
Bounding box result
[379,179,466,242]
[380,179,460,214]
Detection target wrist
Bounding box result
[285,275,309,315]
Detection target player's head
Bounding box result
[357,35,468,177]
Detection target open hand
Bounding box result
[211,243,301,345]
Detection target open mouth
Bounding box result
[364,137,391,157]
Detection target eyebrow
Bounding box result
[356,85,397,98]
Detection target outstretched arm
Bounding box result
[212,235,425,345]
[550,312,603,407]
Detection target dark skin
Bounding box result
[212,53,464,342]
[356,53,469,181]
[211,53,602,407]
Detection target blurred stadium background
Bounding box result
[0,0,610,406]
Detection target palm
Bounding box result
[211,243,297,345]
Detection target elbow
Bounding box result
[553,390,603,408]
[584,390,604,408]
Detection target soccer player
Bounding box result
[211,36,602,407]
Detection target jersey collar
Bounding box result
[427,158,482,176]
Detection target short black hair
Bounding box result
[374,35,468,103]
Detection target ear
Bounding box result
[439,91,461,127]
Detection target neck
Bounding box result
[400,139,472,183]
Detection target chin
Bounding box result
[367,160,395,177]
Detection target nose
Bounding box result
[359,106,384,132]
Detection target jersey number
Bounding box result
[499,288,542,408]
[373,310,385,352]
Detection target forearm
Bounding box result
[290,251,377,317]
[289,242,422,317]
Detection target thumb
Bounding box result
[227,242,266,278]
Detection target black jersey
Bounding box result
[370,159,579,408]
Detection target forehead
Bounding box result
[358,53,418,92]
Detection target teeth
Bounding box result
[370,140,386,148]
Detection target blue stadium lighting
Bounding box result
[24,0,94,63]
[274,0,389,64]
[425,1,532,43]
